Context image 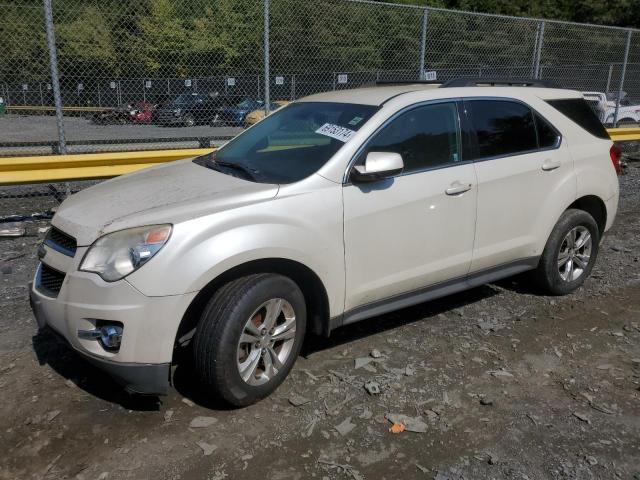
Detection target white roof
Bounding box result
[299,83,582,106]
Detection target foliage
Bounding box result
[1,0,637,85]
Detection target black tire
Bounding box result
[184,114,195,127]
[533,208,600,295]
[193,274,306,407]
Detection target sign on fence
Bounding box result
[337,74,348,84]
[423,71,437,81]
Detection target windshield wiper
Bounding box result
[213,160,258,181]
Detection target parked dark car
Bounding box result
[154,93,223,126]
[212,98,265,126]
[91,101,154,125]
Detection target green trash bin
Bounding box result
[0,97,6,116]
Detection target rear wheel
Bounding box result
[193,274,306,407]
[533,209,600,295]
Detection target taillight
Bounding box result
[609,144,622,175]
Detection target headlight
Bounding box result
[173,108,181,115]
[80,225,172,282]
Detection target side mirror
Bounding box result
[351,152,404,183]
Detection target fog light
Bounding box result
[100,325,123,349]
[78,322,123,351]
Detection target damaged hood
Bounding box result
[52,159,279,245]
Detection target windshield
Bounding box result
[236,98,261,109]
[171,93,201,105]
[203,101,377,184]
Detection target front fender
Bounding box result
[126,181,345,317]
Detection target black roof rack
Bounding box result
[440,77,561,88]
[374,80,443,86]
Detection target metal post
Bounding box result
[418,8,428,80]
[263,0,271,115]
[605,64,613,93]
[533,21,545,80]
[613,30,633,127]
[43,0,66,154]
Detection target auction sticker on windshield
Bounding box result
[315,123,356,143]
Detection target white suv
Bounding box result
[30,79,620,406]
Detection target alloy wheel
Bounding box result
[557,225,592,282]
[236,298,297,386]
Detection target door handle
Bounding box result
[541,159,561,171]
[445,183,472,196]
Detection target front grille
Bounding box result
[45,227,77,256]
[38,263,66,297]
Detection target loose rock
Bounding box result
[385,413,427,433]
[364,381,380,395]
[196,441,217,456]
[334,416,356,436]
[189,416,218,428]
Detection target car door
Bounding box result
[343,101,477,312]
[464,98,574,273]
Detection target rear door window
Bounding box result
[465,100,538,159]
[546,98,609,139]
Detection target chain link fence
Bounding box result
[1,0,639,218]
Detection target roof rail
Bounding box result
[374,80,443,86]
[440,78,561,89]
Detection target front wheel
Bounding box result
[533,209,600,295]
[193,274,306,407]
[184,114,195,127]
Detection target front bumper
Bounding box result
[34,318,170,395]
[30,250,197,395]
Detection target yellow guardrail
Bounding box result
[0,149,214,185]
[0,128,638,186]
[607,127,640,142]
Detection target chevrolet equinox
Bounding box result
[30,79,620,406]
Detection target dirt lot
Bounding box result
[1,164,639,480]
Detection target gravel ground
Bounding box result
[0,164,639,480]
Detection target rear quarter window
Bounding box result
[546,98,610,140]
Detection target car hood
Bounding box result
[51,159,279,246]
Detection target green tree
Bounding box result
[132,0,190,77]
[56,5,118,78]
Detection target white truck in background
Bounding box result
[582,91,640,126]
